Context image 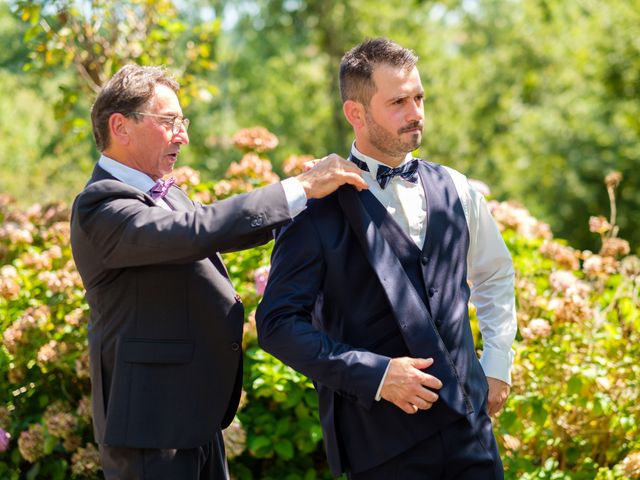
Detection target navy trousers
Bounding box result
[99,431,229,480]
[348,405,503,480]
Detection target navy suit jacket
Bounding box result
[257,161,488,475]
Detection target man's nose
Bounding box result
[173,129,189,145]
[406,101,424,122]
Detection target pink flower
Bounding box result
[0,428,10,452]
[600,237,630,258]
[283,154,314,176]
[254,265,270,296]
[549,271,578,293]
[588,216,611,234]
[604,171,622,189]
[232,127,279,153]
[468,178,491,197]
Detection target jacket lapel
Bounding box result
[338,186,470,416]
[89,164,157,208]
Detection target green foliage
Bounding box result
[2,0,639,251]
[220,0,640,252]
[1,0,223,205]
[13,0,219,110]
[420,0,640,252]
[1,128,639,478]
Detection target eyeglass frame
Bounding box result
[130,111,190,135]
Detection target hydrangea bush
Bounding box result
[1,128,638,479]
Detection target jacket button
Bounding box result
[421,256,429,265]
[428,287,437,297]
[250,216,264,227]
[231,342,240,351]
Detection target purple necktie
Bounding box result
[149,177,176,200]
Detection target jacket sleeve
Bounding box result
[256,209,389,409]
[72,180,291,269]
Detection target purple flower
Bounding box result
[0,428,10,452]
[254,265,270,296]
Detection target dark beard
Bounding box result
[365,111,423,160]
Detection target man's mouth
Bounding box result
[399,123,423,134]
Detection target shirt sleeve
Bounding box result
[467,183,517,384]
[445,167,517,385]
[281,177,308,218]
[374,360,392,401]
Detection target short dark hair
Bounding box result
[339,38,418,105]
[90,65,179,151]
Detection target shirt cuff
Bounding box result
[479,346,515,385]
[374,359,392,401]
[281,177,307,218]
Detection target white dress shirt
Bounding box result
[98,155,307,217]
[349,144,517,398]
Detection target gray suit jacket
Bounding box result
[70,164,291,449]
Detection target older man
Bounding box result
[70,64,366,480]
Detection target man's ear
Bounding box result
[343,100,366,130]
[108,113,132,146]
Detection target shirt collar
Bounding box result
[98,155,156,194]
[350,142,414,177]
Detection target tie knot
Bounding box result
[149,177,176,200]
[376,160,419,189]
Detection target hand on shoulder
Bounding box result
[296,153,368,199]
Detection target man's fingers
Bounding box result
[381,357,444,414]
[487,398,505,417]
[396,395,434,414]
[418,372,442,391]
[418,388,439,404]
[410,357,434,370]
[399,402,419,414]
[302,159,320,172]
[341,171,368,191]
[412,396,435,410]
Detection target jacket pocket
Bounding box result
[121,338,194,364]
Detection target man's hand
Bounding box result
[296,154,368,199]
[486,377,510,416]
[380,357,443,414]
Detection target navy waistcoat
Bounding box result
[312,162,488,474]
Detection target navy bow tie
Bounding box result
[349,155,419,189]
[149,177,176,200]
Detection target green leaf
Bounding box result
[274,439,294,460]
[43,432,58,454]
[567,375,582,395]
[247,435,273,457]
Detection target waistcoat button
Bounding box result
[421,256,429,265]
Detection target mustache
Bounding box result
[398,121,423,134]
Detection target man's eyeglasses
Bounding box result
[131,112,190,135]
